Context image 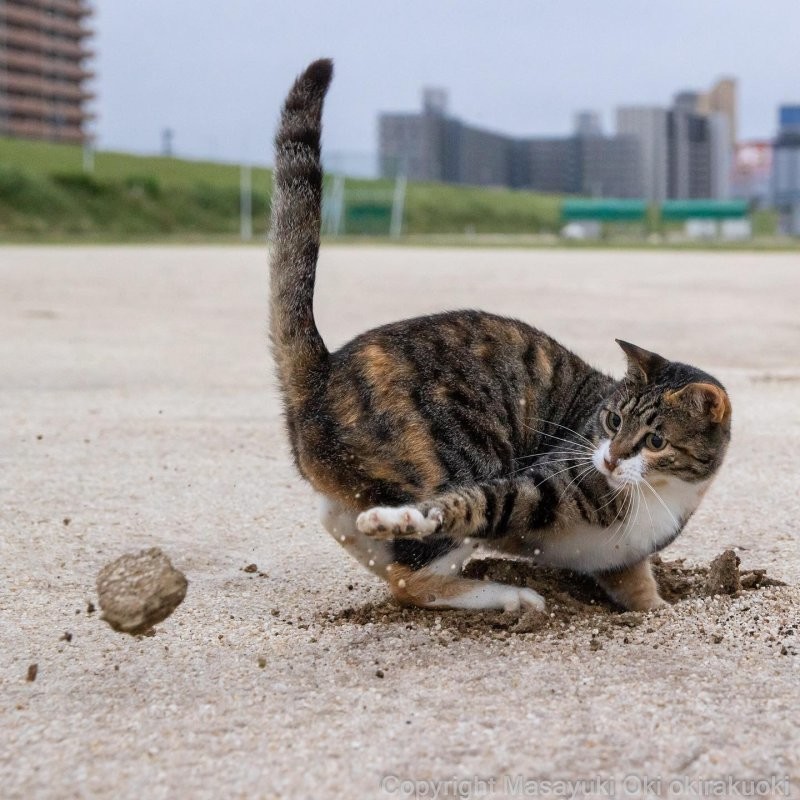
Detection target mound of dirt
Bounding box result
[96,548,188,636]
[321,552,785,638]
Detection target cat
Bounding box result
[269,59,732,613]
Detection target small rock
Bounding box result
[63,518,71,526]
[86,601,96,614]
[26,664,38,682]
[96,547,188,635]
[257,656,267,668]
[243,563,258,574]
[60,632,73,642]
[375,669,384,678]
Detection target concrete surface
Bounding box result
[1,245,798,799]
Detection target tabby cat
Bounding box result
[270,60,732,613]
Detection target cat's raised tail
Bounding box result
[270,59,334,408]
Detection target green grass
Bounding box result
[0,165,271,239]
[0,136,564,241]
[0,137,274,240]
[0,136,272,191]
[0,135,791,247]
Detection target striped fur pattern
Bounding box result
[270,61,732,613]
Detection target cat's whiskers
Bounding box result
[523,417,596,449]
[534,457,594,467]
[595,484,625,514]
[513,447,592,465]
[641,476,681,530]
[604,486,632,547]
[558,462,596,501]
[513,442,595,475]
[638,480,658,553]
[611,480,642,549]
[619,484,639,544]
[517,459,593,485]
[510,449,594,478]
[518,426,595,454]
[625,484,643,544]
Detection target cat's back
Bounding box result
[294,310,600,508]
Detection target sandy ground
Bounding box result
[1,245,798,799]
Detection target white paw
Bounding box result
[356,505,443,539]
[503,587,547,613]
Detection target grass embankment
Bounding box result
[0,137,561,241]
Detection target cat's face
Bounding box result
[591,340,731,490]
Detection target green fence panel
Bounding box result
[562,199,648,222]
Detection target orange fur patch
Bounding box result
[388,564,477,606]
[666,382,731,424]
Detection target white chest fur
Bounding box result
[529,477,708,574]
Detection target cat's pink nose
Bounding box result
[604,456,618,472]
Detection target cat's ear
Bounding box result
[615,339,668,384]
[665,382,731,424]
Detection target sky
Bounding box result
[94,0,800,167]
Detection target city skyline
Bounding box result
[91,0,800,164]
[379,77,735,201]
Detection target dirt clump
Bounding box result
[651,553,784,603]
[321,552,786,638]
[704,549,741,595]
[96,547,188,635]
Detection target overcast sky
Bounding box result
[94,0,799,166]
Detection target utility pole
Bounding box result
[82,138,94,173]
[161,128,174,157]
[390,175,407,239]
[240,164,253,241]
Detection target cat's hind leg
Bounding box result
[322,494,545,612]
[387,539,545,612]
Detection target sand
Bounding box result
[1,245,798,798]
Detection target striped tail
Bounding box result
[269,59,333,407]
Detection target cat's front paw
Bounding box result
[356,505,443,540]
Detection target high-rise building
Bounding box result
[0,0,94,143]
[697,78,738,145]
[616,81,735,202]
[574,111,602,138]
[772,105,800,235]
[578,134,642,198]
[708,112,732,200]
[617,107,669,203]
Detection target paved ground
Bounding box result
[1,246,798,799]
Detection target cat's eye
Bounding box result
[606,411,622,433]
[646,432,666,450]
